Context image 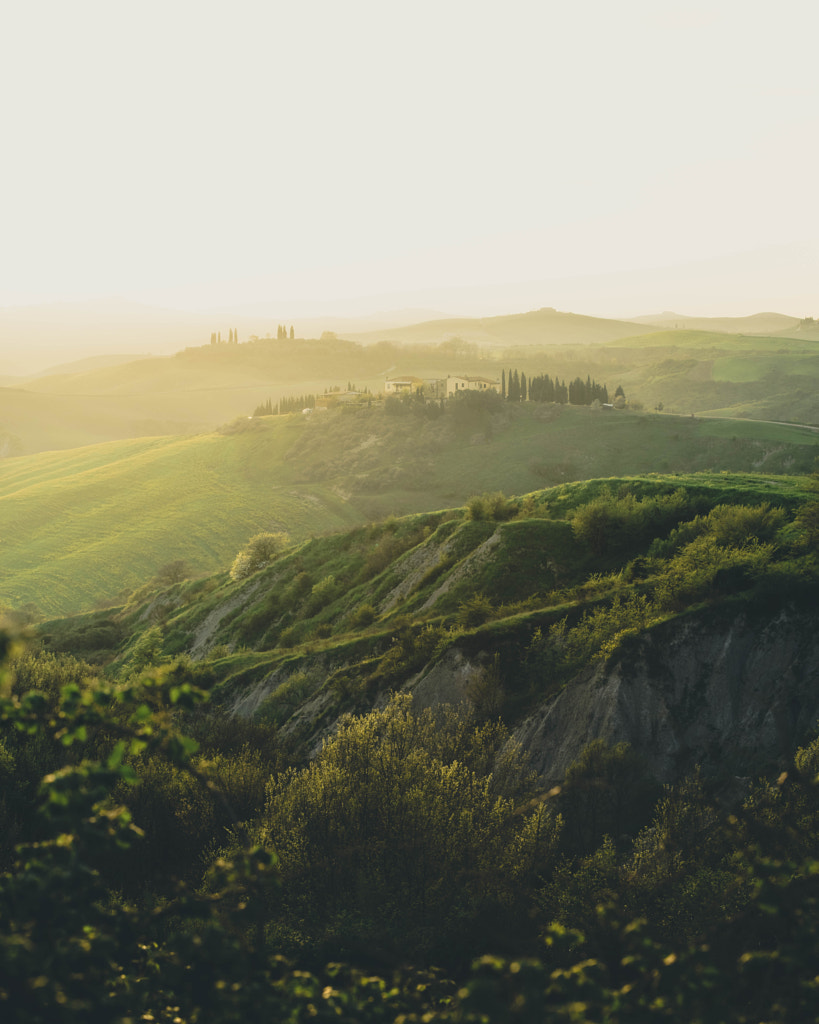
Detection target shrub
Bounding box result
[457,593,494,627]
[571,487,692,556]
[130,625,164,669]
[348,603,376,628]
[465,491,513,522]
[302,574,339,616]
[466,654,506,720]
[229,532,290,581]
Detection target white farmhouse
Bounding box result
[446,374,500,398]
[385,375,424,396]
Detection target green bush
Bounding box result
[229,531,290,581]
[348,602,376,628]
[466,491,514,522]
[457,593,494,627]
[570,487,691,555]
[258,695,557,961]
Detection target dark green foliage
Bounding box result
[556,739,662,856]
[569,486,692,556]
[465,490,515,521]
[5,642,819,1019]
[258,694,557,964]
[457,593,494,627]
[448,388,504,432]
[348,602,376,628]
[794,498,819,546]
[504,366,610,405]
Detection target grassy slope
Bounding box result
[608,330,819,423]
[0,424,363,614]
[3,402,818,616]
[35,471,819,754]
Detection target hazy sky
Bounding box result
[2,0,817,316]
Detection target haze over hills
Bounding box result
[345,307,660,347]
[0,298,456,376]
[3,241,817,375]
[625,311,804,335]
[3,306,819,457]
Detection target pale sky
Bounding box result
[1,0,817,317]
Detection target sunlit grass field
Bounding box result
[3,403,818,616]
[0,425,364,614]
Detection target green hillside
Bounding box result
[3,336,502,454]
[4,318,819,456]
[3,400,818,616]
[13,468,819,1018]
[608,329,819,422]
[35,470,819,744]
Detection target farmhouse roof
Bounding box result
[451,374,499,384]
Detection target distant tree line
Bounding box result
[253,394,318,417]
[276,324,295,340]
[210,328,240,345]
[501,368,614,405]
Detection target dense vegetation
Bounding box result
[4,468,819,1019]
[3,637,819,1021]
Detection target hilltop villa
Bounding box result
[384,375,425,395]
[445,375,500,397]
[385,374,500,399]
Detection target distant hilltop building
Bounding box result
[446,374,500,398]
[385,374,499,399]
[385,375,424,395]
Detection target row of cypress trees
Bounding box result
[210,328,240,344]
[501,368,612,405]
[252,394,318,416]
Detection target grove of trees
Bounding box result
[501,368,612,405]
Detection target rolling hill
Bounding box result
[2,402,818,617]
[607,329,819,423]
[3,306,818,457]
[34,469,819,781]
[344,306,661,347]
[625,311,802,334]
